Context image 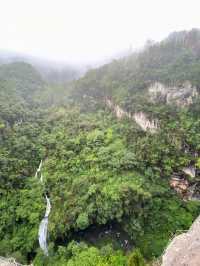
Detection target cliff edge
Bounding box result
[162,215,200,266]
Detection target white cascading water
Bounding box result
[35,160,51,256]
[38,195,51,256]
[35,160,42,178]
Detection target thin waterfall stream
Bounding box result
[35,160,51,256]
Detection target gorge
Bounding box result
[1,29,200,266]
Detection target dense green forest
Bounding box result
[1,29,200,266]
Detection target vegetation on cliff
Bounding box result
[1,29,200,265]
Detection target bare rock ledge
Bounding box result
[162,215,200,266]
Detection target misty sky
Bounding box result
[0,0,200,64]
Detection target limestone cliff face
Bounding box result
[149,81,198,106]
[133,112,158,133]
[105,98,131,119]
[105,80,198,132]
[105,98,158,133]
[162,215,200,266]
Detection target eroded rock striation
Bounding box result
[133,112,158,133]
[105,98,158,133]
[149,81,198,106]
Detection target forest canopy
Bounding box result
[1,29,200,265]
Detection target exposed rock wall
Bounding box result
[170,177,189,197]
[162,215,200,266]
[149,81,198,106]
[133,112,158,133]
[105,98,131,119]
[105,98,158,133]
[170,167,198,200]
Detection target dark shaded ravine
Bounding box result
[56,222,134,253]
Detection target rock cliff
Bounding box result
[105,98,158,133]
[149,81,198,106]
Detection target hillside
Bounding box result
[0,29,200,266]
[74,29,200,109]
[0,51,82,84]
[0,62,45,127]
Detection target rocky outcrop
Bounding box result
[0,257,31,266]
[170,166,199,200]
[105,98,131,119]
[162,215,200,266]
[133,112,158,133]
[182,166,196,178]
[149,81,198,107]
[105,98,158,133]
[170,177,189,197]
[170,176,200,201]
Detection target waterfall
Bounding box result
[35,160,42,178]
[36,160,51,256]
[40,173,43,183]
[38,195,51,256]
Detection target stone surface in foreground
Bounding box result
[162,215,200,266]
[0,257,31,266]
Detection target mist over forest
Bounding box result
[1,2,200,265]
